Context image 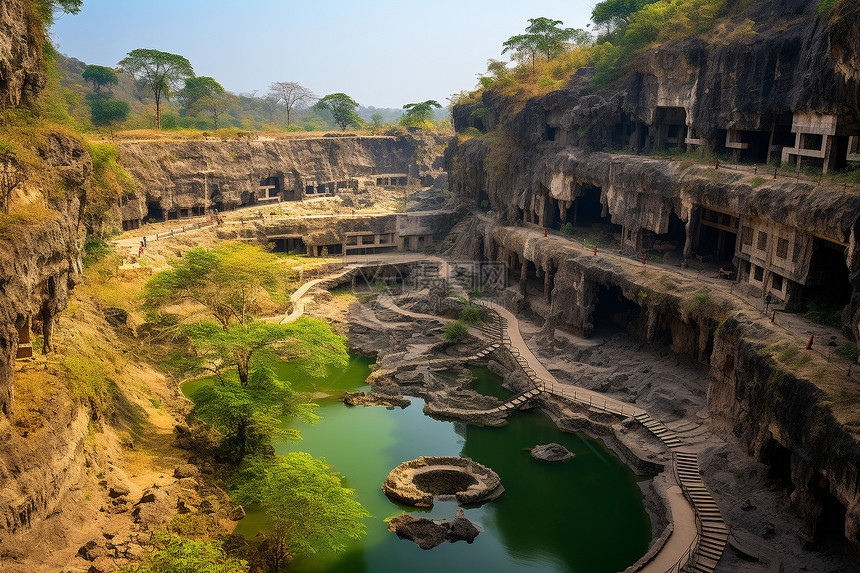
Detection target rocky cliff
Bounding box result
[0,0,45,110]
[114,130,445,224]
[445,0,860,551]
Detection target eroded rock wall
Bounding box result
[116,131,444,221]
[0,0,45,110]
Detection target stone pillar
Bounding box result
[683,207,701,264]
[544,268,553,304]
[41,306,54,354]
[519,261,528,297]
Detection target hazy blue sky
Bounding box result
[50,0,595,109]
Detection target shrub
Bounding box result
[83,235,111,266]
[468,287,484,299]
[750,176,765,188]
[445,321,469,343]
[459,305,483,326]
[118,532,246,573]
[561,222,573,235]
[837,342,859,362]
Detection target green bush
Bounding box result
[561,222,573,235]
[118,532,246,573]
[459,305,484,326]
[445,321,470,343]
[83,235,112,266]
[750,176,765,188]
[837,342,859,362]
[468,287,484,299]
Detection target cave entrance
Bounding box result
[146,201,164,222]
[16,318,32,359]
[760,438,793,489]
[726,130,771,163]
[312,243,342,257]
[695,208,739,263]
[769,114,796,163]
[592,284,640,336]
[260,176,281,199]
[651,107,687,151]
[805,237,852,316]
[271,236,306,254]
[815,482,848,544]
[569,185,612,228]
[648,211,687,263]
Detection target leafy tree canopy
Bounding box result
[400,100,442,126]
[178,76,231,128]
[82,65,118,93]
[144,242,285,329]
[234,453,369,571]
[182,316,348,386]
[313,93,361,131]
[32,0,82,24]
[179,76,224,113]
[190,365,317,462]
[591,0,659,35]
[117,49,194,129]
[502,17,588,69]
[87,96,129,127]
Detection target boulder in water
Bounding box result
[530,443,574,462]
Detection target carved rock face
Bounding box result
[0,0,46,110]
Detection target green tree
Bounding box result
[502,17,586,69]
[591,0,658,35]
[32,0,82,24]
[118,49,195,129]
[118,532,246,573]
[313,93,361,131]
[190,365,318,462]
[235,453,369,572]
[268,81,316,126]
[86,96,130,127]
[179,76,229,129]
[400,100,442,126]
[183,317,348,387]
[144,242,285,329]
[371,112,384,130]
[81,64,118,93]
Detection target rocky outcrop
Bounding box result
[387,508,480,550]
[340,391,410,408]
[530,443,574,462]
[0,0,45,110]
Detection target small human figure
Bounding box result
[765,291,773,313]
[142,236,147,247]
[544,228,548,237]
[138,245,144,257]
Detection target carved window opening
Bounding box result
[741,226,752,246]
[757,231,768,251]
[776,238,789,259]
[772,274,784,291]
[793,242,802,263]
[754,265,764,282]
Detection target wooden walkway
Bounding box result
[475,300,727,573]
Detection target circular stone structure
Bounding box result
[381,456,504,508]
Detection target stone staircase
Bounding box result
[673,452,730,573]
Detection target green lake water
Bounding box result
[183,358,651,573]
